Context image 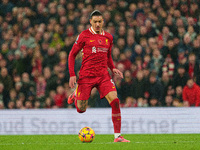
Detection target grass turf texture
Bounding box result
[0,134,200,150]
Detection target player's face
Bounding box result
[90,16,104,34]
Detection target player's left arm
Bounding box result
[107,37,123,78]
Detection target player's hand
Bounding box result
[113,68,123,78]
[69,76,77,88]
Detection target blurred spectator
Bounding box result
[130,70,146,101]
[131,44,145,63]
[149,97,160,107]
[137,97,148,107]
[192,39,200,64]
[21,72,35,98]
[185,53,200,80]
[0,67,13,93]
[0,0,200,109]
[44,97,54,108]
[12,50,26,75]
[19,31,36,49]
[117,53,132,70]
[172,98,183,107]
[34,100,41,109]
[119,70,133,103]
[178,34,193,55]
[36,75,46,100]
[173,86,183,103]
[142,54,151,69]
[15,82,23,97]
[158,26,173,46]
[125,35,137,52]
[161,38,178,64]
[0,83,6,107]
[31,49,43,76]
[25,100,32,109]
[164,95,173,107]
[16,99,24,109]
[43,66,57,96]
[112,46,120,62]
[54,85,66,108]
[8,100,15,109]
[42,47,59,70]
[8,88,17,102]
[145,72,164,105]
[161,55,175,78]
[122,96,137,107]
[182,78,200,107]
[160,72,174,104]
[173,65,190,89]
[149,48,164,76]
[0,0,14,17]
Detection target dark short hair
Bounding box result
[178,65,185,69]
[90,10,103,19]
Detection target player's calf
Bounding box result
[76,100,88,113]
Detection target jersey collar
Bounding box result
[89,27,105,35]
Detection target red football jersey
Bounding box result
[68,27,115,78]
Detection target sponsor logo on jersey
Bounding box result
[92,46,96,53]
[97,47,108,52]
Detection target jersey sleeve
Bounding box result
[68,33,85,77]
[107,36,115,72]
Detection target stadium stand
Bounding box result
[0,0,200,109]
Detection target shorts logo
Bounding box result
[78,92,81,97]
[110,79,115,88]
[92,46,96,53]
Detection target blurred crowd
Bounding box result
[0,0,200,109]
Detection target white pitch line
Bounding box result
[135,141,196,144]
[0,142,114,145]
[0,141,198,146]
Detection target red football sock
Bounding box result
[110,98,121,133]
[75,99,85,113]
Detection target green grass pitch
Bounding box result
[0,134,200,150]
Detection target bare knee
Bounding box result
[105,91,118,104]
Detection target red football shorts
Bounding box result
[76,73,116,100]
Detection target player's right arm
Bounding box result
[68,33,85,88]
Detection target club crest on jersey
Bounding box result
[105,39,108,45]
[98,39,102,44]
[92,46,96,53]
